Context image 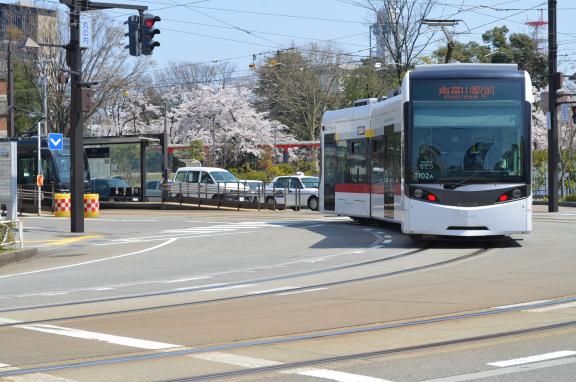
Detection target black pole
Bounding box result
[7,42,15,137]
[162,103,168,206]
[140,142,146,202]
[69,0,85,232]
[548,0,559,212]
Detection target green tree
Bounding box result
[14,60,41,134]
[343,59,398,103]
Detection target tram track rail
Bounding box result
[0,247,494,328]
[1,294,576,379]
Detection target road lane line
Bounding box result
[278,287,328,296]
[487,351,576,367]
[161,276,213,284]
[0,362,76,381]
[16,324,180,350]
[2,318,391,382]
[490,299,552,310]
[26,235,102,247]
[293,368,392,382]
[0,239,177,279]
[172,283,226,291]
[422,356,576,381]
[202,284,256,292]
[246,287,295,295]
[528,301,576,312]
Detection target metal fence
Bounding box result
[532,169,576,199]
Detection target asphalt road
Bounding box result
[0,206,575,381]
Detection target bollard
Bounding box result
[54,193,71,217]
[83,193,100,218]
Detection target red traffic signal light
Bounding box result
[141,14,161,56]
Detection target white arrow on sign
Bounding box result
[50,137,62,147]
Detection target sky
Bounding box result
[9,0,576,77]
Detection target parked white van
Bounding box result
[170,167,248,200]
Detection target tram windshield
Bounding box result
[409,79,525,185]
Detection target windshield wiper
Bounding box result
[443,172,482,189]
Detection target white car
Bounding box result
[265,174,319,211]
[170,167,247,200]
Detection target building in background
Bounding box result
[0,1,57,137]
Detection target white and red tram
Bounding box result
[320,64,532,237]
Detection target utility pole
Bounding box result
[548,0,559,212]
[61,0,150,232]
[67,0,85,232]
[7,42,15,137]
[162,102,168,207]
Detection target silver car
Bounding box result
[265,175,319,211]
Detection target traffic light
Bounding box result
[141,14,161,55]
[571,106,576,124]
[124,15,141,57]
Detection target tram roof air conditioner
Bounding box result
[353,98,378,107]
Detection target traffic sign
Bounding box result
[561,104,570,123]
[48,133,64,151]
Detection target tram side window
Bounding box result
[18,157,36,185]
[336,139,368,184]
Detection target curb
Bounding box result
[0,248,38,268]
[533,200,576,207]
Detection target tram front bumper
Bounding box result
[403,197,532,236]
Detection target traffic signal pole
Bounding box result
[60,0,150,232]
[548,0,559,213]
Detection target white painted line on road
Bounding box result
[487,350,576,367]
[0,361,76,381]
[245,287,295,295]
[352,250,366,254]
[528,301,576,312]
[2,318,391,382]
[202,284,256,292]
[17,323,180,350]
[0,317,22,325]
[161,276,213,284]
[194,352,280,367]
[172,283,226,291]
[87,287,114,291]
[490,299,551,310]
[278,287,328,296]
[0,239,177,280]
[422,356,576,382]
[193,353,391,382]
[39,292,69,296]
[293,368,392,382]
[96,230,260,245]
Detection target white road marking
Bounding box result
[245,287,295,295]
[172,283,225,291]
[527,301,576,312]
[487,351,576,367]
[16,323,179,350]
[423,356,576,382]
[278,287,328,296]
[1,318,390,382]
[489,299,551,310]
[161,276,213,284]
[293,368,392,382]
[0,361,76,381]
[39,292,69,296]
[0,239,177,279]
[96,231,259,245]
[87,287,114,291]
[202,284,256,292]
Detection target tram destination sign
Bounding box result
[412,79,522,102]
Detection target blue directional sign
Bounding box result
[48,133,64,151]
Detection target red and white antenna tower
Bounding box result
[525,9,548,52]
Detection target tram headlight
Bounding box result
[414,188,423,198]
[512,188,522,198]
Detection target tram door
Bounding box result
[384,125,401,219]
[322,133,337,211]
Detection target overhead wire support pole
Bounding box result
[60,0,149,232]
[548,0,558,213]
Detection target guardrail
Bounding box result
[168,181,307,211]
